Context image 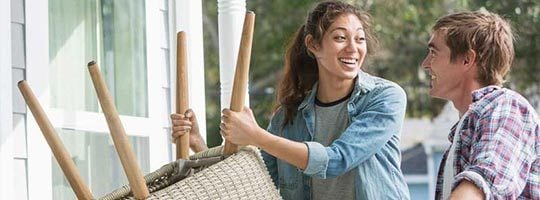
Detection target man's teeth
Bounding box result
[339,58,357,64]
[431,75,437,80]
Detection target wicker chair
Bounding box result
[19,11,281,200]
[99,146,280,200]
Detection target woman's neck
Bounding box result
[316,77,355,103]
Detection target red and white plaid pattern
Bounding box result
[435,86,540,199]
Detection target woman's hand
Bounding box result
[221,106,309,169]
[220,106,264,146]
[170,109,207,152]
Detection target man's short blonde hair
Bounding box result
[433,10,514,86]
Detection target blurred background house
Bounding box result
[400,103,459,200]
[1,0,539,199]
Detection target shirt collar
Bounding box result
[471,85,501,102]
[447,85,500,142]
[298,71,375,110]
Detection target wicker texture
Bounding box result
[99,146,281,200]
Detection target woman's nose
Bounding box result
[345,40,358,52]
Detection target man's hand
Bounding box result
[170,109,207,152]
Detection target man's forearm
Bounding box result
[450,180,484,200]
[190,136,208,153]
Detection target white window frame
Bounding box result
[25,1,175,199]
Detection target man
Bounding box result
[422,10,540,199]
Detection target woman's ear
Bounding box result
[305,34,319,54]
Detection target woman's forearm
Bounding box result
[254,128,309,170]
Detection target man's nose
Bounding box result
[421,55,430,69]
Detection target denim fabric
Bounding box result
[262,71,410,200]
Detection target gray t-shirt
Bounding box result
[312,97,357,200]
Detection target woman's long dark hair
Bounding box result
[275,1,377,126]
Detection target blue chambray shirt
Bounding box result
[262,71,411,200]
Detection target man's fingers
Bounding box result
[172,126,191,132]
[220,129,230,139]
[220,114,232,123]
[172,131,185,143]
[219,122,227,131]
[172,129,191,139]
[172,119,192,126]
[185,109,195,119]
[221,108,233,116]
[171,113,185,120]
[220,117,227,124]
[172,131,184,138]
[220,130,226,137]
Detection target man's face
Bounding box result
[421,30,468,100]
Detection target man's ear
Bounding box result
[305,34,319,54]
[463,49,476,67]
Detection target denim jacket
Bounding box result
[262,71,410,200]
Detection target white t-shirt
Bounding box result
[442,114,468,199]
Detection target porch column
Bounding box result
[218,0,249,111]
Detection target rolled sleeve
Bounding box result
[454,170,492,200]
[461,95,537,198]
[302,141,329,178]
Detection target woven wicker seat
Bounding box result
[100,146,281,200]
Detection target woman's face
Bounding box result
[307,13,367,82]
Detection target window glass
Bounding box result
[48,0,147,117]
[51,129,149,199]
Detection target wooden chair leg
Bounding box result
[87,62,150,199]
[176,31,190,160]
[223,11,256,155]
[18,80,94,200]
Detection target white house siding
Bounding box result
[11,0,29,199]
[0,0,207,199]
[0,0,14,199]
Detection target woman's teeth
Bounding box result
[339,58,357,64]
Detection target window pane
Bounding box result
[101,0,148,117]
[48,0,148,117]
[52,129,149,199]
[48,0,99,113]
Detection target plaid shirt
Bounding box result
[435,86,540,199]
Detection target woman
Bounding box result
[173,1,410,199]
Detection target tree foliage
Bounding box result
[202,0,540,147]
